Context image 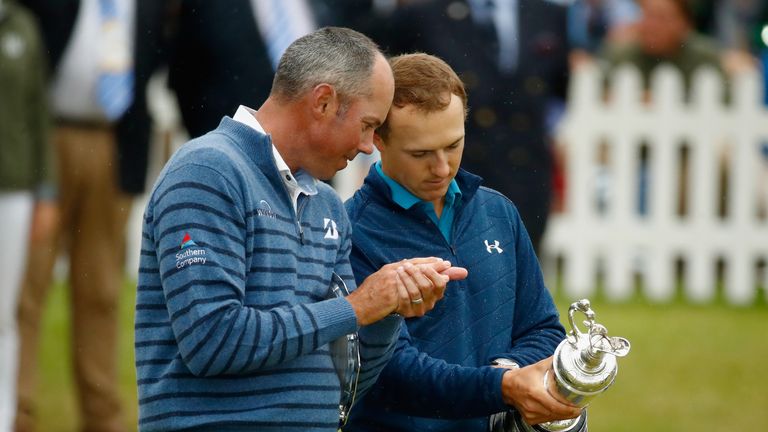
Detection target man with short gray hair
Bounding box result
[271,26,378,104]
[134,26,467,431]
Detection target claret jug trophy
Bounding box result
[493,299,631,432]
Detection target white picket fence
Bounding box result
[126,66,768,306]
[542,63,768,305]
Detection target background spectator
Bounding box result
[600,0,728,101]
[14,1,170,431]
[567,0,640,67]
[0,0,53,429]
[167,0,371,139]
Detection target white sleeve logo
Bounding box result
[484,239,503,254]
[324,218,339,240]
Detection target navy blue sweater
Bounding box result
[135,118,400,431]
[344,167,565,432]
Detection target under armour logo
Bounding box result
[323,218,339,240]
[484,240,503,254]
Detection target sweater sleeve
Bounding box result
[487,205,565,367]
[362,325,509,418]
[150,162,358,377]
[347,234,506,418]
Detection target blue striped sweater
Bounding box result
[135,117,401,431]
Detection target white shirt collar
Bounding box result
[232,105,317,210]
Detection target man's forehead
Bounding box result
[393,128,464,151]
[361,97,392,125]
[402,133,464,149]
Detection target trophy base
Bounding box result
[489,410,587,432]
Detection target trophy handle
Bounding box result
[568,299,631,358]
[599,336,631,357]
[567,299,595,345]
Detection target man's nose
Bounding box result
[358,134,375,155]
[432,153,450,176]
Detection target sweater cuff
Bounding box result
[304,296,358,337]
[487,366,512,413]
[358,313,402,344]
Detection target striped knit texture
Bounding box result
[135,117,400,431]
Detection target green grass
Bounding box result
[31,280,768,431]
[555,298,768,431]
[34,280,137,432]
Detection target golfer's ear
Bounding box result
[311,83,338,118]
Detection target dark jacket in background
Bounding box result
[167,0,365,139]
[167,0,273,139]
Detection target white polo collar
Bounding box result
[233,105,318,210]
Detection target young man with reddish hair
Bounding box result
[344,53,580,431]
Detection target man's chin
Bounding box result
[327,158,352,178]
[422,181,449,194]
[418,189,449,203]
[318,167,341,181]
[316,172,335,181]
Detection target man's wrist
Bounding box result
[491,358,520,369]
[493,359,521,407]
[491,359,520,411]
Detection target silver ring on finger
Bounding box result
[410,297,424,305]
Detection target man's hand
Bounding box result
[346,257,468,326]
[500,357,582,425]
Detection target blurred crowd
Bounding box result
[0,0,766,430]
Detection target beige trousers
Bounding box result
[15,124,130,432]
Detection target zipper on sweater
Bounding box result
[447,204,466,258]
[424,211,457,258]
[416,202,460,256]
[296,196,309,245]
[296,221,304,244]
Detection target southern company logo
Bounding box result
[180,232,197,249]
[176,232,206,269]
